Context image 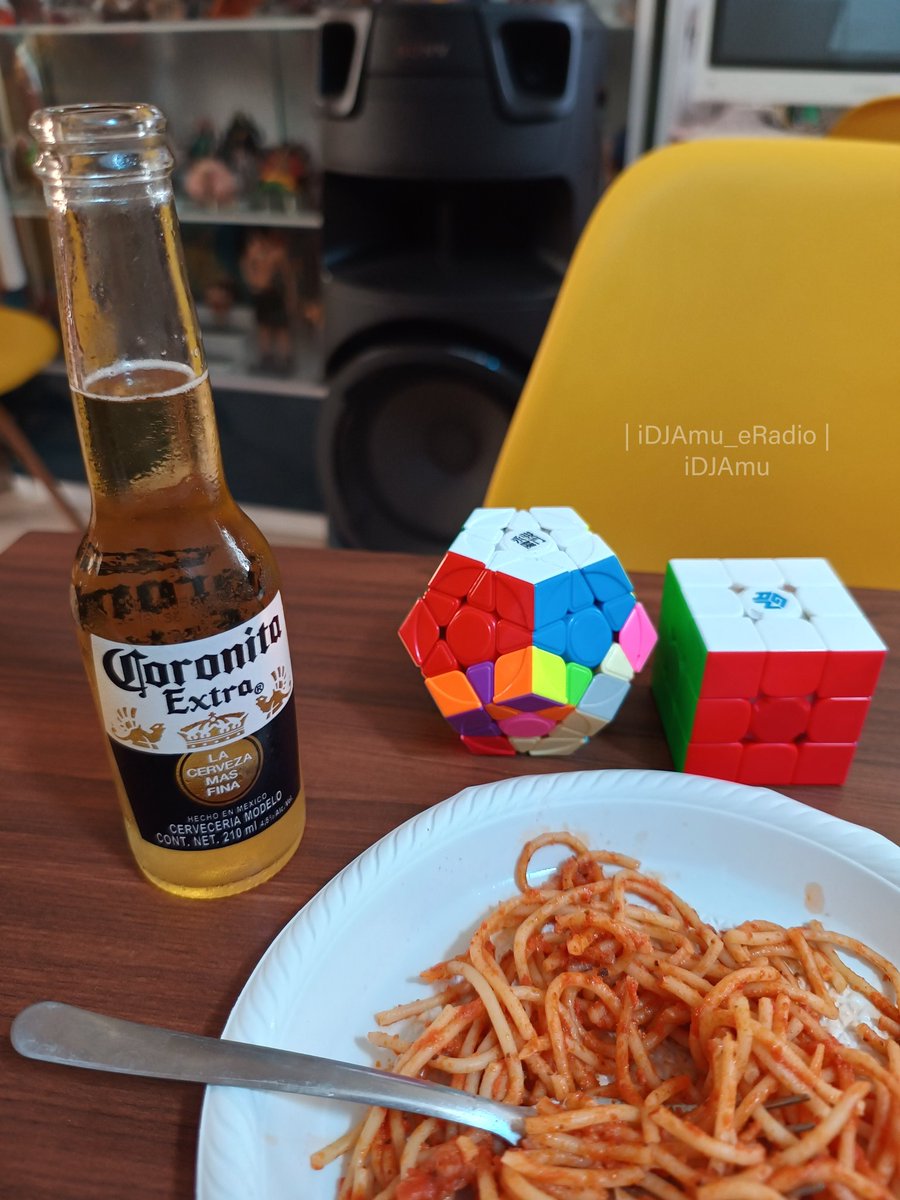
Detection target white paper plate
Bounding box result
[196,768,900,1200]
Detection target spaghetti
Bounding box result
[312,832,900,1200]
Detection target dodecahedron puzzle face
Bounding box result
[399,507,658,756]
[652,558,887,786]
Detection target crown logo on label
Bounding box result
[178,712,247,749]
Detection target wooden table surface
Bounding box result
[1,530,897,1199]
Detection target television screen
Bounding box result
[711,0,900,73]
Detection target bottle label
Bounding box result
[90,593,301,850]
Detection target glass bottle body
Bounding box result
[32,105,305,897]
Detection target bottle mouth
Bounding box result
[29,103,174,182]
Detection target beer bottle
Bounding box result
[30,103,306,898]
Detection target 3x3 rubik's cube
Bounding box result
[399,507,657,757]
[400,509,885,784]
[652,558,886,786]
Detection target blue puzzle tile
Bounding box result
[569,569,595,612]
[566,607,613,669]
[534,620,568,657]
[534,571,572,627]
[583,555,633,603]
[603,592,637,632]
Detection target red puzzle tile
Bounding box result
[496,619,533,655]
[494,572,534,627]
[817,651,886,698]
[759,650,826,697]
[460,734,516,756]
[428,552,485,598]
[398,598,439,667]
[738,742,798,786]
[698,651,766,699]
[691,698,752,743]
[421,639,458,677]
[807,697,871,743]
[749,696,811,743]
[445,607,497,667]
[467,569,496,613]
[793,742,856,785]
[683,742,743,780]
[422,589,461,627]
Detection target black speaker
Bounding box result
[315,0,604,551]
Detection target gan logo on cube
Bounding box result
[398,507,658,756]
[652,558,887,786]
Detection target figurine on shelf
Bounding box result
[219,113,263,198]
[206,0,262,18]
[93,0,152,20]
[183,156,239,208]
[186,118,217,164]
[258,143,311,212]
[145,0,185,19]
[204,277,238,327]
[239,229,298,376]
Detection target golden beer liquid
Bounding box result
[72,363,306,898]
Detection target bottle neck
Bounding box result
[31,105,224,511]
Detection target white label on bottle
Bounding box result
[90,592,294,757]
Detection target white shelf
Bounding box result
[0,15,318,36]
[9,192,322,230]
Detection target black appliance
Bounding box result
[316,0,604,551]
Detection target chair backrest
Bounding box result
[828,94,900,143]
[484,137,900,588]
[0,307,59,394]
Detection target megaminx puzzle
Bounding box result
[399,507,657,756]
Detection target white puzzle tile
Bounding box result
[811,615,887,652]
[776,558,842,588]
[756,619,828,652]
[670,559,732,587]
[696,616,766,653]
[722,558,785,589]
[682,586,744,618]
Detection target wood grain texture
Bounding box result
[1,531,897,1199]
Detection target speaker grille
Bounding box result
[318,343,524,551]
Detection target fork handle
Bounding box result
[11,1001,526,1143]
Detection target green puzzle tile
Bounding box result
[651,564,708,769]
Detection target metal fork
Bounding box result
[11,1001,809,1146]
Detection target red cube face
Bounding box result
[652,558,886,787]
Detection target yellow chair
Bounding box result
[485,137,900,588]
[828,94,900,143]
[0,305,81,529]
